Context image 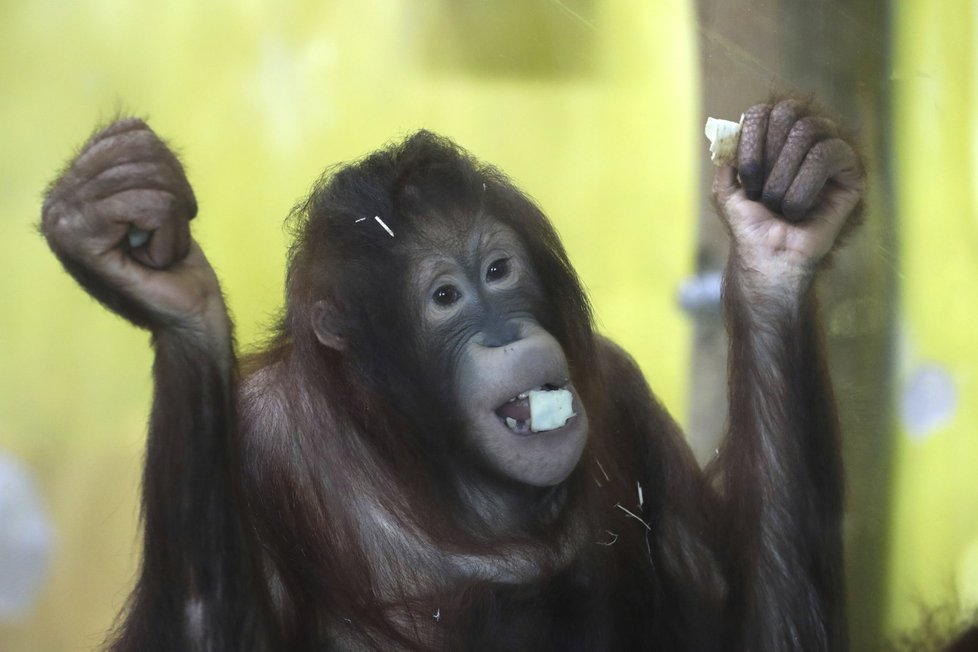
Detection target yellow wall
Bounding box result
[0,1,697,648]
[887,0,978,635]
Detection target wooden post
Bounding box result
[690,1,897,648]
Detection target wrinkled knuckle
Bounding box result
[49,216,72,240]
[806,141,831,166]
[777,98,804,112]
[770,101,792,118]
[831,138,857,159]
[788,117,822,144]
[39,204,61,236]
[161,190,194,220]
[88,122,132,153]
[40,191,62,223]
[741,107,766,130]
[117,116,149,131]
[128,131,167,158]
[741,104,770,133]
[103,117,152,140]
[41,205,76,243]
[744,103,771,119]
[162,191,184,216]
[770,100,802,126]
[88,122,163,166]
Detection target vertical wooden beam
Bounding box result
[690,1,897,648]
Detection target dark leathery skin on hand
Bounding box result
[783,138,859,222]
[737,104,772,201]
[762,116,835,215]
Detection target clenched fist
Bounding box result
[712,99,865,291]
[41,118,226,336]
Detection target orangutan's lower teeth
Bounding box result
[528,388,576,432]
[503,417,532,433]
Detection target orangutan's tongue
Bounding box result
[496,397,531,422]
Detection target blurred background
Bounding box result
[0,0,974,649]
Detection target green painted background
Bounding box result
[0,0,974,648]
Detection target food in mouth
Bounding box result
[495,386,577,434]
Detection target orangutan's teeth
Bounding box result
[505,417,518,430]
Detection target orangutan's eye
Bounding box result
[486,258,511,283]
[432,284,462,307]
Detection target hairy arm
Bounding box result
[708,100,863,650]
[41,120,267,650]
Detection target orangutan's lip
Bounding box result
[495,382,564,410]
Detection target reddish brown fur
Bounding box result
[42,122,862,651]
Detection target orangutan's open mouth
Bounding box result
[494,384,577,435]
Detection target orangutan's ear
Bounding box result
[311,300,347,351]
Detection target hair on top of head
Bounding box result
[288,130,482,246]
[279,130,594,366]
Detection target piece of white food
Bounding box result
[528,389,576,432]
[704,116,743,167]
